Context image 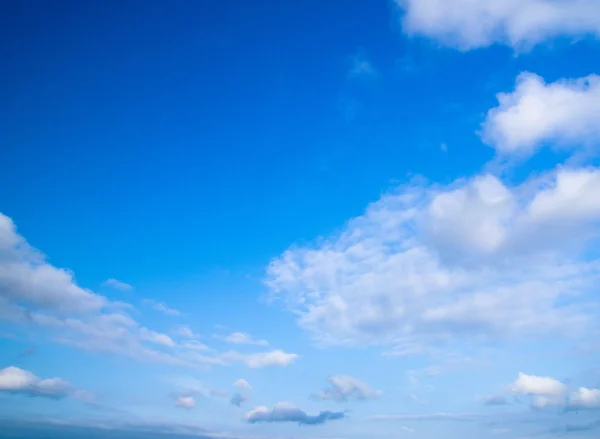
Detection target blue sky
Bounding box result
[1,0,600,438]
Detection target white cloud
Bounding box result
[223,350,299,369]
[175,395,196,409]
[568,387,600,409]
[139,328,176,347]
[313,375,382,402]
[102,278,133,292]
[510,373,568,408]
[245,402,345,425]
[216,332,268,346]
[151,301,181,316]
[0,366,72,399]
[396,0,600,50]
[181,340,210,351]
[0,212,298,371]
[173,325,200,339]
[264,167,600,352]
[511,373,567,397]
[0,213,107,314]
[233,379,252,391]
[482,73,600,156]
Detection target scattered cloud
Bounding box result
[313,375,382,402]
[245,402,345,425]
[233,379,252,391]
[102,278,133,292]
[215,332,268,346]
[395,0,600,51]
[482,72,600,157]
[0,366,72,399]
[146,300,181,317]
[175,395,196,409]
[230,393,249,407]
[173,325,200,339]
[139,328,176,347]
[264,166,600,354]
[181,340,210,351]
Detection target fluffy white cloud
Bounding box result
[396,0,600,50]
[245,402,345,425]
[511,373,567,397]
[313,375,382,402]
[102,278,133,292]
[568,387,600,409]
[0,366,72,399]
[483,73,600,156]
[0,213,107,314]
[264,167,600,352]
[216,332,268,346]
[233,379,252,391]
[175,395,196,409]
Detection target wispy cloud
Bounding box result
[313,375,382,402]
[102,278,133,292]
[214,332,268,346]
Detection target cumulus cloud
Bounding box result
[245,402,345,425]
[482,73,600,156]
[215,332,268,346]
[313,375,382,402]
[175,395,196,409]
[511,373,567,408]
[0,213,107,314]
[264,167,600,353]
[233,379,252,391]
[567,387,600,409]
[102,278,133,292]
[395,0,600,50]
[0,366,72,399]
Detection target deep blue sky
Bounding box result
[1,1,600,439]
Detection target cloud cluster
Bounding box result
[482,372,600,411]
[245,402,345,425]
[0,212,298,371]
[0,366,72,399]
[483,73,600,156]
[396,0,600,50]
[313,375,382,402]
[264,165,600,352]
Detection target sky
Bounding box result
[1,0,600,438]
